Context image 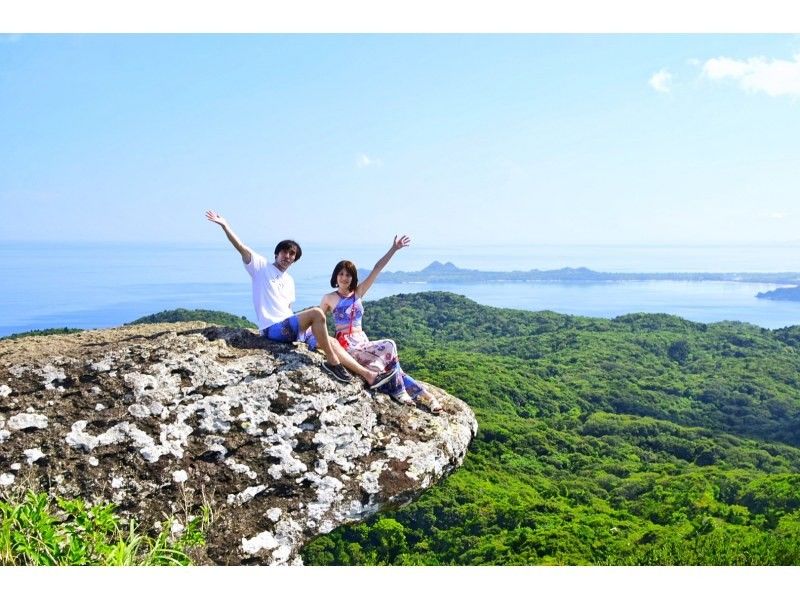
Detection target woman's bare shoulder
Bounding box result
[320,291,338,310]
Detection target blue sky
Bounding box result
[2,33,800,247]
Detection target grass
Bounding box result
[0,490,212,566]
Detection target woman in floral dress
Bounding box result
[319,235,442,413]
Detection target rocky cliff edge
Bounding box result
[0,322,477,565]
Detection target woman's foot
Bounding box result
[368,365,398,389]
[391,391,416,406]
[418,391,443,414]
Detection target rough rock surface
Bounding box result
[0,323,477,565]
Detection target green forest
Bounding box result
[301,292,800,565]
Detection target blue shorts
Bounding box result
[261,316,300,343]
[261,315,319,350]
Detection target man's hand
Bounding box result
[205,210,251,264]
[206,210,228,228]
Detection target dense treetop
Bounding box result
[127,309,257,329]
[303,292,800,565]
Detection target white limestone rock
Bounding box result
[39,364,67,390]
[91,357,114,372]
[242,531,278,555]
[23,448,45,465]
[8,413,48,431]
[227,485,267,506]
[0,321,477,567]
[224,458,258,479]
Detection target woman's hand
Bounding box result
[392,234,411,252]
[358,234,411,298]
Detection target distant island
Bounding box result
[363,261,800,301]
[757,286,800,301]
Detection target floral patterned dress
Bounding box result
[332,293,424,399]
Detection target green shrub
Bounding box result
[0,491,209,566]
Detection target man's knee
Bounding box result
[298,307,326,330]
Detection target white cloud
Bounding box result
[702,53,800,98]
[356,153,382,168]
[649,68,672,93]
[757,211,790,220]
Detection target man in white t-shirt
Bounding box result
[206,210,395,389]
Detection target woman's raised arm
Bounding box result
[356,234,410,297]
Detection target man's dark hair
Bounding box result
[331,260,358,292]
[274,240,302,262]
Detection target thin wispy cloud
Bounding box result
[702,53,800,98]
[356,153,382,168]
[0,34,23,44]
[649,68,673,93]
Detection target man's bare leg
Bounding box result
[296,308,341,366]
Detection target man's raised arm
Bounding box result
[205,210,253,264]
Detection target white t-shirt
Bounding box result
[244,251,296,330]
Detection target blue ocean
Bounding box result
[3,241,800,336]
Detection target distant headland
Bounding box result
[363,261,800,301]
